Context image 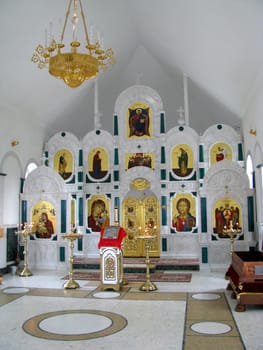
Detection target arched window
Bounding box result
[246,154,254,189]
[25,162,38,178]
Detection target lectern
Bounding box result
[98,225,126,291]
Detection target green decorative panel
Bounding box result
[160,169,166,180]
[78,197,83,226]
[79,149,83,166]
[61,200,67,233]
[78,172,83,182]
[78,238,83,251]
[161,196,167,226]
[201,197,207,232]
[6,227,18,263]
[161,146,166,164]
[162,238,167,252]
[238,143,243,161]
[59,246,65,262]
[199,145,204,162]
[114,115,118,135]
[199,168,205,179]
[114,148,119,165]
[247,196,254,231]
[22,200,27,223]
[202,247,208,263]
[114,171,119,181]
[160,112,165,133]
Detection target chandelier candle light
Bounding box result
[31,0,115,88]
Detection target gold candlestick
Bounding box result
[16,223,34,277]
[222,220,241,256]
[62,231,83,289]
[137,223,157,292]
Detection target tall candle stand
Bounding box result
[16,222,34,277]
[223,220,241,256]
[62,231,83,289]
[137,225,157,292]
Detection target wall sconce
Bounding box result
[249,129,256,136]
[11,140,19,147]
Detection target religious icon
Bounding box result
[213,199,242,238]
[54,149,73,180]
[126,152,154,170]
[171,144,193,177]
[210,142,232,165]
[87,197,110,232]
[88,148,108,180]
[127,102,152,138]
[172,195,196,232]
[32,201,56,239]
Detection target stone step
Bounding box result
[73,256,200,272]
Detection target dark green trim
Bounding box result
[162,238,167,252]
[202,247,208,263]
[161,146,166,164]
[247,196,254,231]
[59,246,65,262]
[161,196,167,226]
[78,197,83,226]
[79,149,83,166]
[199,145,204,162]
[201,197,207,232]
[61,200,67,233]
[160,112,165,133]
[238,143,243,161]
[160,169,166,180]
[114,148,119,165]
[114,115,118,136]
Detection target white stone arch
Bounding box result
[202,159,251,241]
[0,151,23,225]
[82,129,114,183]
[114,85,164,144]
[166,125,199,180]
[45,131,81,182]
[201,124,243,166]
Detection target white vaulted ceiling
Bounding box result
[1,0,263,140]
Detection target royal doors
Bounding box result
[121,195,160,257]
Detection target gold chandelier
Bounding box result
[31,0,115,88]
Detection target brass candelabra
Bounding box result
[16,223,34,277]
[222,220,241,256]
[62,230,83,289]
[137,225,157,292]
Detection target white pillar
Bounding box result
[183,73,189,126]
[94,79,101,129]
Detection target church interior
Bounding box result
[0,1,263,349]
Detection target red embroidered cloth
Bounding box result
[98,226,126,249]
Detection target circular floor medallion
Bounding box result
[93,291,120,299]
[191,321,232,335]
[3,287,30,294]
[192,293,221,301]
[23,309,127,340]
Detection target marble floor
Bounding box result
[0,268,262,350]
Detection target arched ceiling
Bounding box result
[1,0,263,140]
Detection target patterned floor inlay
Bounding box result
[184,292,245,350]
[23,309,128,340]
